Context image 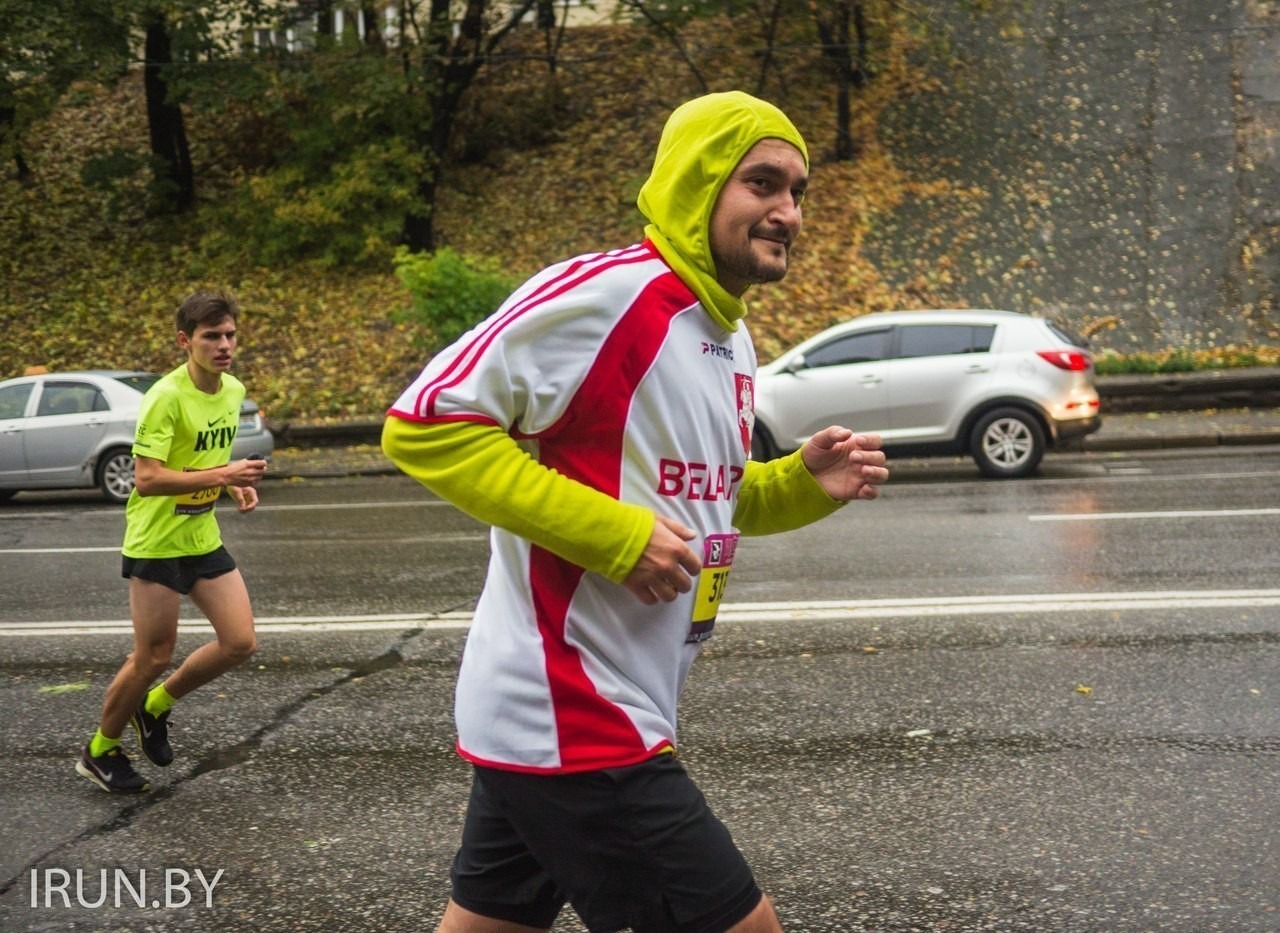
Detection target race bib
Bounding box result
[686,532,739,643]
[174,467,221,516]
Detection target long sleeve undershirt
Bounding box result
[381,417,844,584]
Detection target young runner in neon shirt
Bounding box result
[77,292,267,794]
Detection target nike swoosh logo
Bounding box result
[88,758,114,783]
[207,417,222,427]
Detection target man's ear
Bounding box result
[176,330,191,351]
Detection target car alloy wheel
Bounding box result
[971,407,1046,479]
[97,449,137,504]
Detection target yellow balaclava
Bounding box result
[637,91,809,333]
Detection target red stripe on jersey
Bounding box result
[526,269,697,770]
[527,549,644,767]
[412,244,656,419]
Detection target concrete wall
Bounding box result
[868,0,1279,352]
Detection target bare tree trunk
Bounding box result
[811,0,870,162]
[752,0,786,97]
[539,0,568,75]
[315,0,334,38]
[361,0,383,48]
[0,106,32,185]
[403,0,536,252]
[851,0,870,89]
[143,15,195,212]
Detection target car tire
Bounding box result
[96,448,136,504]
[970,407,1045,479]
[751,423,779,461]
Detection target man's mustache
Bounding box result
[751,226,793,248]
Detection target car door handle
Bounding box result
[964,365,990,374]
[84,418,106,426]
[859,376,882,386]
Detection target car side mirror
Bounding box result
[784,353,807,374]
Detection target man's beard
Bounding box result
[729,241,790,287]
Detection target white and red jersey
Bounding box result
[389,241,758,773]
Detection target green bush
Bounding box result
[1093,346,1279,375]
[392,247,517,349]
[193,48,430,267]
[203,138,426,267]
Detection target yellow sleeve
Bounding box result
[733,450,844,536]
[381,416,654,583]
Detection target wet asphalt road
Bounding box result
[1,446,1279,931]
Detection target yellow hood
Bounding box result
[637,91,808,332]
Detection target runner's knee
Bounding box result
[131,645,174,679]
[220,633,256,665]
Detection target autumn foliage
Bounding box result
[2,14,1274,423]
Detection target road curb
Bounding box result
[1079,433,1280,452]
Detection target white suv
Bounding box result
[752,310,1101,478]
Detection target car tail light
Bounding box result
[1037,350,1092,371]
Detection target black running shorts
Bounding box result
[449,754,763,932]
[121,546,237,595]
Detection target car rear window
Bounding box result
[115,374,161,394]
[36,382,108,416]
[897,324,996,358]
[1046,320,1088,349]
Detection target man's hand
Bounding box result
[223,457,268,489]
[622,515,704,605]
[801,427,889,502]
[227,485,259,513]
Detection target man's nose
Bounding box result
[770,196,802,232]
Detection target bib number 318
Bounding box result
[687,532,739,643]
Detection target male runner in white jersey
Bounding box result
[383,91,889,932]
[76,291,267,794]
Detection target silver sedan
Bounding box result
[0,370,273,504]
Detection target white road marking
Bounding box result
[253,500,451,512]
[0,547,121,554]
[944,467,1280,490]
[0,532,487,554]
[0,499,447,522]
[1030,508,1280,522]
[5,590,1279,637]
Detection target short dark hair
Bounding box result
[176,291,240,336]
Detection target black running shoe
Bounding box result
[76,745,149,794]
[130,703,173,767]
